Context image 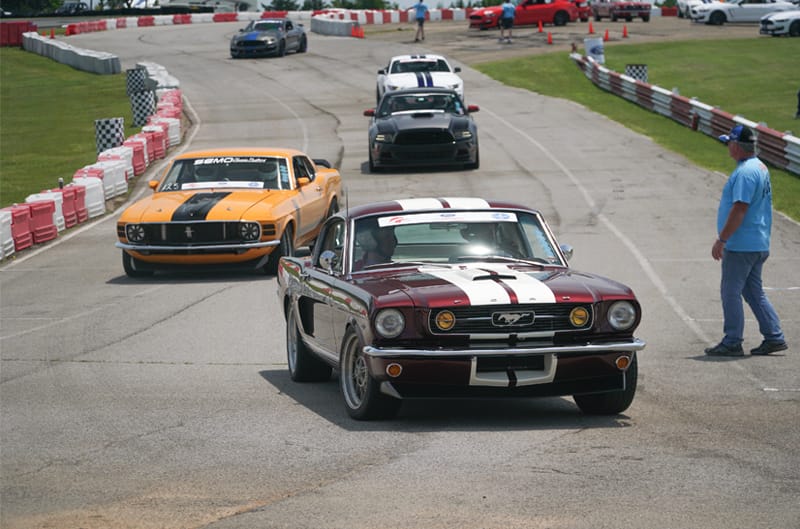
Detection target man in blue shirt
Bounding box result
[500,0,515,43]
[705,124,787,356]
[413,0,429,42]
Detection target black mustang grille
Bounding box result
[238,41,266,48]
[429,304,593,334]
[395,130,455,145]
[139,222,246,245]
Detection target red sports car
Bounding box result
[277,197,646,420]
[469,0,580,29]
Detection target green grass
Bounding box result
[475,38,800,221]
[0,47,133,207]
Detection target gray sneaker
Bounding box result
[750,341,788,355]
[704,342,745,357]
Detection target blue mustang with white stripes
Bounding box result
[230,18,307,59]
[376,53,465,104]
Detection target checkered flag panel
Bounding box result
[126,67,147,96]
[625,64,648,84]
[94,117,125,155]
[130,90,156,127]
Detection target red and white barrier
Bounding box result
[69,178,106,219]
[25,190,66,232]
[26,200,58,244]
[98,145,135,181]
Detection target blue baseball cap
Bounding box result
[718,124,754,145]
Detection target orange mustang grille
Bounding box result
[129,222,259,245]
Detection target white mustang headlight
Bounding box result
[375,309,405,338]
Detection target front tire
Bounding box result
[573,353,638,415]
[339,329,401,420]
[790,20,800,37]
[122,251,153,278]
[287,307,332,382]
[709,11,725,25]
[465,147,480,170]
[298,35,307,53]
[265,224,294,275]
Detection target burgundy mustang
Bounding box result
[277,198,645,420]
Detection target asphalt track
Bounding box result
[1,18,798,529]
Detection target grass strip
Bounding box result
[0,47,133,207]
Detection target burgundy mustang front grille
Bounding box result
[428,303,593,334]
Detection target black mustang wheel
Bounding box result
[287,307,332,382]
[573,353,638,415]
[298,35,307,53]
[340,329,400,420]
[265,224,294,275]
[122,251,153,278]
[277,40,286,57]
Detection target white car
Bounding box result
[677,0,711,18]
[691,0,796,24]
[376,54,464,104]
[760,8,800,35]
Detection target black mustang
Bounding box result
[230,19,307,59]
[364,88,480,172]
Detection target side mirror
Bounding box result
[148,180,159,191]
[454,67,461,72]
[363,109,376,117]
[319,250,338,272]
[296,176,311,186]
[467,104,480,113]
[560,244,574,262]
[378,68,387,75]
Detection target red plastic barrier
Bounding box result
[54,187,78,228]
[399,10,409,22]
[69,184,88,223]
[142,128,166,159]
[138,16,155,27]
[116,17,127,28]
[1,21,38,47]
[173,14,192,24]
[130,132,155,164]
[122,139,147,176]
[441,9,454,20]
[260,11,288,18]
[213,13,238,22]
[3,205,33,251]
[64,23,77,35]
[26,200,58,244]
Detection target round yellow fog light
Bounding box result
[435,310,456,331]
[615,356,631,370]
[386,363,403,378]
[569,306,590,327]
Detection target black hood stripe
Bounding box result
[172,192,232,221]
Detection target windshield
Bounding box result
[378,92,464,117]
[350,210,564,272]
[390,59,451,74]
[253,21,282,31]
[158,156,290,192]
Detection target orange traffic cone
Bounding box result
[603,29,609,41]
[50,28,55,39]
[588,21,594,34]
[538,20,543,33]
[622,24,629,38]
[547,32,553,45]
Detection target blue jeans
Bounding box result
[720,250,785,346]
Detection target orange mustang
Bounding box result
[115,147,342,277]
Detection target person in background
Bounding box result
[705,124,788,357]
[413,0,429,42]
[353,223,397,271]
[499,0,515,44]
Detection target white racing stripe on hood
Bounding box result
[420,263,556,305]
[395,198,447,210]
[442,197,490,209]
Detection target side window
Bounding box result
[315,220,345,274]
[286,21,293,30]
[294,156,315,182]
[278,159,291,189]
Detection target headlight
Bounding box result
[239,221,261,242]
[387,84,400,92]
[449,83,462,91]
[125,224,146,243]
[455,130,473,140]
[486,12,496,17]
[569,307,590,328]
[607,301,637,331]
[375,133,394,143]
[262,37,275,44]
[375,309,405,338]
